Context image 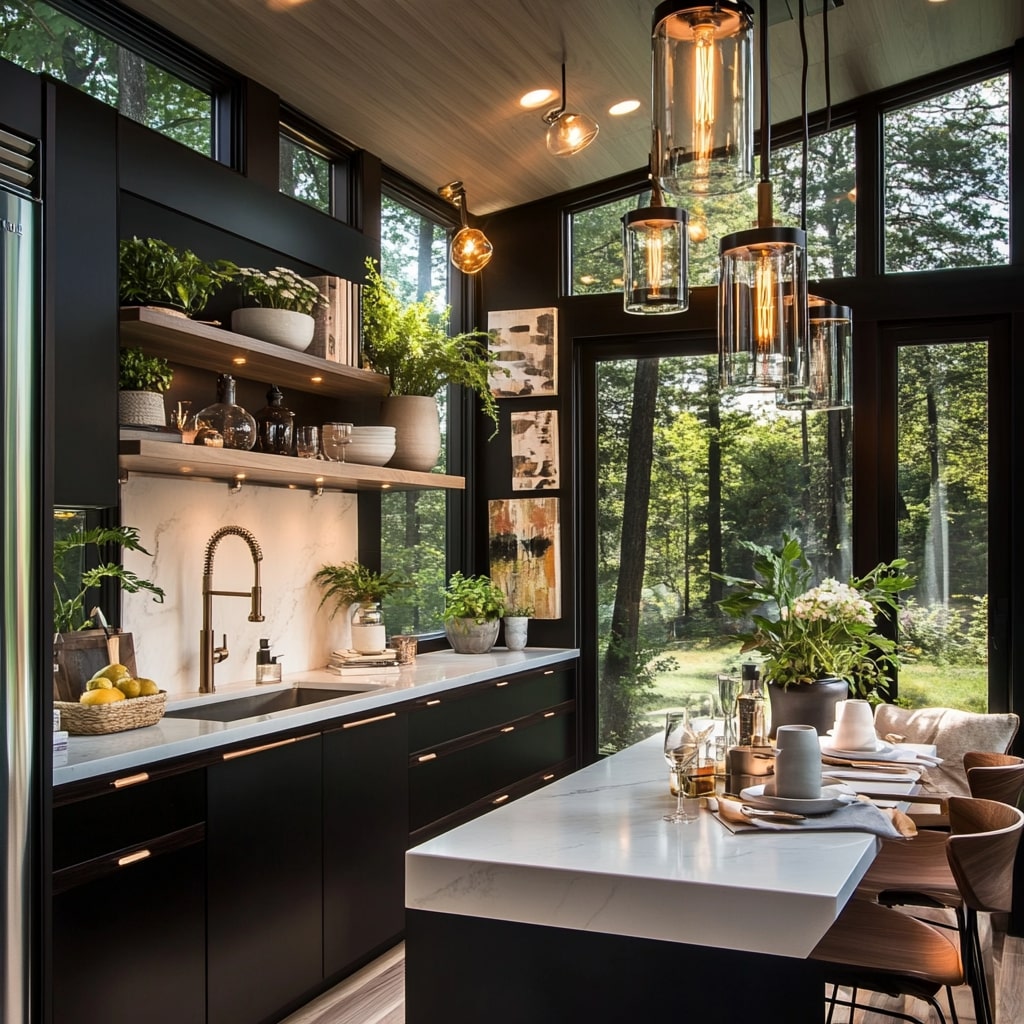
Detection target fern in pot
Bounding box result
[119,347,174,427]
[442,572,506,655]
[314,561,411,654]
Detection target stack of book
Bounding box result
[327,648,400,676]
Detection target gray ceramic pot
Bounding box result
[445,617,500,655]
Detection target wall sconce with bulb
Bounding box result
[542,63,599,157]
[437,180,493,274]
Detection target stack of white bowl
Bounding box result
[346,425,396,466]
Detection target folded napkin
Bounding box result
[711,796,916,840]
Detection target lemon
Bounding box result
[85,676,114,691]
[90,663,132,686]
[116,678,142,699]
[80,687,126,705]
[135,678,160,697]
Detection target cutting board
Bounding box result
[53,629,137,702]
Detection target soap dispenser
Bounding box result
[255,638,282,684]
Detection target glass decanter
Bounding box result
[254,385,295,455]
[195,373,257,451]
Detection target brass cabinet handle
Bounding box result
[543,669,554,676]
[342,711,396,729]
[117,849,151,867]
[500,726,515,733]
[417,752,437,763]
[543,773,556,781]
[222,735,300,761]
[492,793,509,805]
[495,680,509,687]
[543,711,555,718]
[112,772,150,789]
[426,699,441,706]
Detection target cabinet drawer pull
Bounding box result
[495,680,509,687]
[417,752,437,763]
[112,772,150,789]
[492,794,510,805]
[342,711,396,729]
[222,736,298,761]
[543,669,554,676]
[543,773,556,781]
[500,726,515,733]
[426,699,441,706]
[117,849,151,868]
[543,711,555,718]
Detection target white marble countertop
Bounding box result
[54,648,578,787]
[405,733,889,959]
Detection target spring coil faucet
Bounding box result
[200,525,264,693]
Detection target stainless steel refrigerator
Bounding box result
[1,126,41,1024]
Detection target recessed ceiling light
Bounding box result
[520,88,557,109]
[609,99,641,116]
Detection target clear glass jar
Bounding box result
[195,373,257,451]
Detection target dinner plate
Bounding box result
[821,740,903,760]
[739,783,852,815]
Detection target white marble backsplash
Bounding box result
[120,476,358,696]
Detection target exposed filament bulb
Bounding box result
[693,21,717,181]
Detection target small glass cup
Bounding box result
[321,421,353,462]
[295,425,320,459]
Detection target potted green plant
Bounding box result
[119,347,174,426]
[314,561,411,653]
[712,534,916,736]
[53,524,166,634]
[502,602,534,652]
[361,257,509,471]
[231,266,328,351]
[118,236,236,317]
[442,572,506,654]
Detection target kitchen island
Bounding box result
[404,733,883,1023]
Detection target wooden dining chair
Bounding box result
[964,751,1024,805]
[945,796,1024,1024]
[813,797,1024,1024]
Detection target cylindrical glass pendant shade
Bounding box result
[779,297,853,410]
[652,0,754,197]
[623,205,689,314]
[719,226,807,390]
[450,227,493,274]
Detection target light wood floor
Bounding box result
[282,925,1024,1023]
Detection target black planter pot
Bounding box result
[766,678,850,739]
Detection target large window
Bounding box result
[377,194,451,636]
[883,75,1009,273]
[590,352,852,754]
[0,1,213,155]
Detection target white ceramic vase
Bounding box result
[772,724,822,799]
[231,307,314,351]
[503,616,529,651]
[378,395,441,471]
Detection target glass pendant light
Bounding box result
[718,0,807,391]
[622,167,689,315]
[652,1,754,197]
[778,297,852,410]
[438,180,493,274]
[542,63,599,157]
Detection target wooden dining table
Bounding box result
[404,731,935,1023]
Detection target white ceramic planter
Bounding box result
[379,395,441,471]
[503,616,529,651]
[231,307,314,351]
[351,623,387,654]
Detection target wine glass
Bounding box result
[663,710,701,823]
[321,422,353,462]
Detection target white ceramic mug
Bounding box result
[832,698,877,751]
[773,724,822,799]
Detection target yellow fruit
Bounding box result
[90,663,132,685]
[80,687,126,706]
[136,678,160,697]
[116,678,142,699]
[85,676,114,690]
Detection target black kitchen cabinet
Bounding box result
[51,769,206,1024]
[206,733,323,1024]
[322,709,408,980]
[408,662,578,842]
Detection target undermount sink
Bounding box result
[164,686,377,723]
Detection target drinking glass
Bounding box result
[295,425,320,459]
[321,421,353,462]
[663,710,702,823]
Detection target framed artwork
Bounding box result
[488,496,561,619]
[510,410,559,491]
[487,307,558,398]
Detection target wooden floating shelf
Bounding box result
[119,439,465,493]
[119,307,390,401]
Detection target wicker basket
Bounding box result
[55,691,167,736]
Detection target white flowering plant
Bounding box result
[712,535,916,699]
[234,266,326,316]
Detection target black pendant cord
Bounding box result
[823,0,832,133]
[799,0,809,233]
[759,0,770,184]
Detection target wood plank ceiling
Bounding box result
[121,0,1023,215]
